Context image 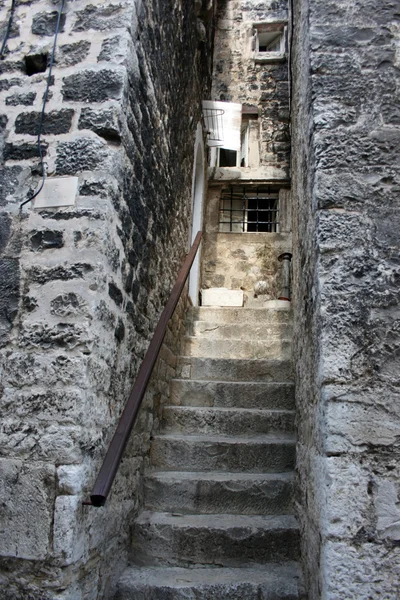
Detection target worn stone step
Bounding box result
[188,306,292,325]
[131,512,300,567]
[162,406,295,435]
[177,356,293,382]
[116,563,304,599]
[150,433,295,472]
[182,337,292,359]
[144,471,294,515]
[170,379,295,409]
[188,320,293,340]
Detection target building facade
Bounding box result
[0,0,399,598]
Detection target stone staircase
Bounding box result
[115,305,304,599]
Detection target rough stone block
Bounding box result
[0,78,22,92]
[29,229,64,251]
[0,165,24,206]
[3,142,47,161]
[62,69,125,103]
[322,541,400,599]
[57,464,89,495]
[50,292,89,317]
[201,288,243,306]
[1,388,84,424]
[98,36,128,62]
[0,258,19,347]
[19,321,94,351]
[3,351,91,390]
[375,478,400,540]
[0,459,56,559]
[57,40,91,67]
[73,3,130,31]
[321,456,370,538]
[5,92,36,106]
[26,263,93,284]
[31,11,66,36]
[108,282,123,306]
[324,400,400,453]
[15,109,74,135]
[0,212,11,253]
[78,107,121,142]
[0,419,84,463]
[56,137,114,175]
[53,495,86,564]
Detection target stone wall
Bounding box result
[0,0,215,598]
[200,0,291,302]
[291,0,400,597]
[202,186,292,301]
[211,0,290,179]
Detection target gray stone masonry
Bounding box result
[291,0,400,597]
[0,0,216,598]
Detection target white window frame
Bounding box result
[253,22,287,63]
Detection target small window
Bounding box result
[254,23,286,62]
[219,148,238,167]
[219,186,279,233]
[258,31,282,53]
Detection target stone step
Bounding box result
[150,433,295,473]
[116,564,305,599]
[188,306,292,325]
[131,512,300,567]
[144,471,294,515]
[162,406,295,436]
[177,356,294,381]
[182,337,292,359]
[188,320,293,340]
[170,379,295,409]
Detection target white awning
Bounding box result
[202,100,242,150]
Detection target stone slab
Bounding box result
[177,357,294,382]
[0,459,56,560]
[170,379,295,409]
[116,564,304,599]
[201,288,243,307]
[144,471,294,515]
[33,177,78,209]
[150,433,296,473]
[162,406,295,436]
[132,511,300,567]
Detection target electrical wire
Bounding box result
[20,0,66,209]
[0,0,16,59]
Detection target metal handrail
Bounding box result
[84,231,203,507]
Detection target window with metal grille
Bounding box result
[219,186,279,233]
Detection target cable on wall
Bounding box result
[0,0,17,59]
[20,0,66,209]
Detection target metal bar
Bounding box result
[86,232,203,507]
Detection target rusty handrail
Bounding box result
[85,231,203,507]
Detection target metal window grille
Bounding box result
[219,186,279,233]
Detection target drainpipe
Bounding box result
[278,252,292,301]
